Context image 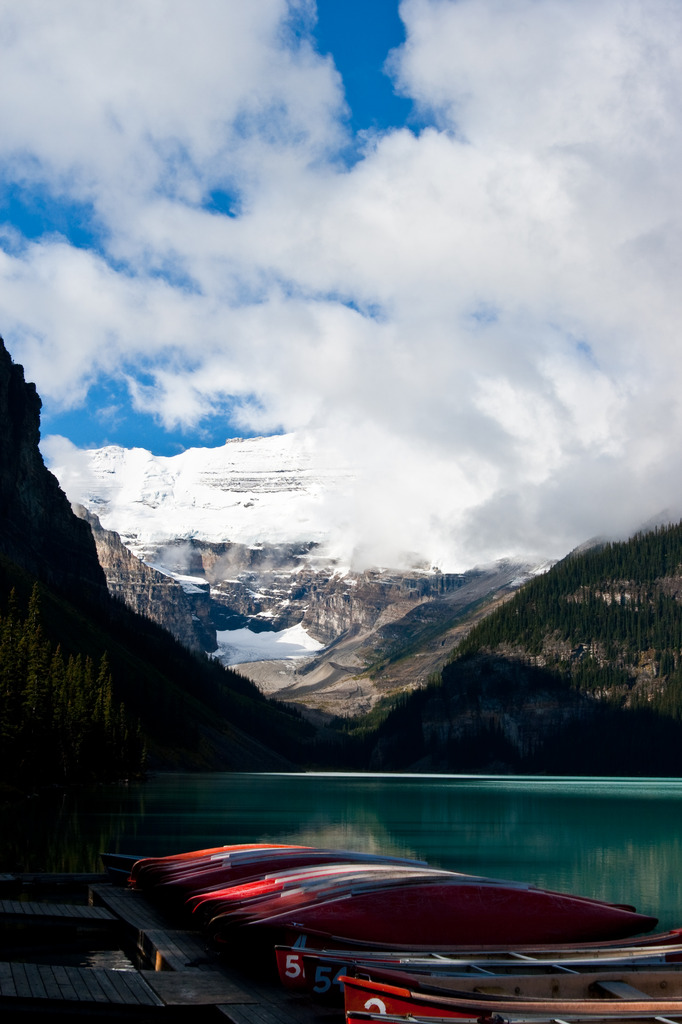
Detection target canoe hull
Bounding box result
[341,972,682,1022]
[234,880,658,948]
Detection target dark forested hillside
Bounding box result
[349,523,682,775]
[455,522,682,705]
[0,543,321,787]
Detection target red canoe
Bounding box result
[129,844,429,898]
[213,874,658,949]
[189,863,452,925]
[340,971,682,1022]
[129,843,309,888]
[125,844,658,952]
[274,936,682,998]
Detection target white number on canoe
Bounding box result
[284,953,303,979]
[365,998,387,1014]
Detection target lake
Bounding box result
[3,772,682,931]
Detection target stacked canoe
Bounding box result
[103,842,682,1024]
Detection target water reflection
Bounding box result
[2,773,682,930]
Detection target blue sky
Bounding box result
[1,0,417,454]
[2,0,682,568]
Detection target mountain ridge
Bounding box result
[47,433,549,716]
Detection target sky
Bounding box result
[2,0,682,571]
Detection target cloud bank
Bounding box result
[3,0,682,570]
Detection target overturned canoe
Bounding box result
[216,874,658,949]
[115,843,659,952]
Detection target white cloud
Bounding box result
[4,0,682,569]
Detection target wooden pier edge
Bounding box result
[89,883,341,1021]
[0,876,340,1019]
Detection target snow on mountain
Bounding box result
[42,432,552,690]
[44,433,353,561]
[215,622,324,666]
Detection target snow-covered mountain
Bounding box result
[44,433,547,716]
[44,433,353,561]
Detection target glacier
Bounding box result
[44,432,354,563]
[215,622,324,666]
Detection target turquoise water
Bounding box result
[3,772,682,930]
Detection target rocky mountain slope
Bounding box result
[78,506,214,652]
[48,435,546,716]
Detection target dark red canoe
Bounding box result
[210,874,658,949]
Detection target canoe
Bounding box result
[188,862,450,925]
[351,966,682,1000]
[213,875,657,949]
[127,843,429,900]
[275,941,682,998]
[116,843,659,953]
[340,971,682,1021]
[345,1011,682,1024]
[129,843,306,888]
[147,848,431,905]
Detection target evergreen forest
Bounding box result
[0,585,144,786]
[335,522,682,775]
[0,552,320,793]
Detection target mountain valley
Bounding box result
[48,436,547,717]
[5,331,682,778]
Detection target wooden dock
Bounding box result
[0,874,342,1021]
[0,898,116,924]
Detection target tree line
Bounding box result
[0,585,145,787]
[453,522,682,710]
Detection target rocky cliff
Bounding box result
[76,507,215,651]
[0,337,107,607]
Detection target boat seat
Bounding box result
[591,980,653,1000]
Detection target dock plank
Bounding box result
[87,966,127,1004]
[11,962,32,998]
[76,967,113,1004]
[96,965,141,1004]
[50,964,80,1001]
[142,926,209,971]
[116,969,164,1006]
[90,884,167,930]
[0,960,16,997]
[0,898,115,923]
[0,962,165,1008]
[220,1003,303,1024]
[5,880,342,1022]
[37,965,63,1000]
[65,964,96,1002]
[21,963,48,999]
[145,969,258,1006]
